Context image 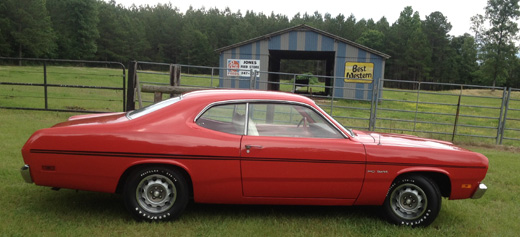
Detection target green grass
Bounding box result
[1,109,519,236]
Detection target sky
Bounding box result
[113,0,490,37]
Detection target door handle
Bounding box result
[245,145,263,149]
[245,145,263,153]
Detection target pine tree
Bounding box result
[0,0,56,59]
[423,11,457,83]
[47,0,100,59]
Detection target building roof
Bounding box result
[215,24,390,59]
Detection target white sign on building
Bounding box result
[227,59,260,77]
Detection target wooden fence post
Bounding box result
[169,64,181,98]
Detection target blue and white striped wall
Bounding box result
[218,28,387,100]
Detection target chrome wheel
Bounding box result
[136,174,177,214]
[124,166,189,221]
[389,183,427,220]
[384,175,441,227]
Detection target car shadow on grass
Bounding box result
[182,202,386,224]
[28,188,386,224]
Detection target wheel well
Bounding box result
[395,172,451,198]
[116,164,194,199]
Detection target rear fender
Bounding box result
[115,159,192,194]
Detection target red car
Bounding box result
[20,90,488,227]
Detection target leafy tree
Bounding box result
[138,3,183,62]
[451,34,480,84]
[356,30,385,52]
[0,0,55,59]
[47,0,100,59]
[386,7,432,84]
[96,1,129,62]
[354,19,368,41]
[179,22,213,67]
[507,56,520,87]
[322,13,345,36]
[0,23,11,57]
[375,16,390,35]
[343,14,358,41]
[123,9,151,62]
[423,11,457,83]
[229,13,258,43]
[471,0,520,87]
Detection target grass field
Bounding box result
[1,109,519,236]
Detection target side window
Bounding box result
[248,103,343,138]
[196,104,246,135]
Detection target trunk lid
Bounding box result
[52,112,128,128]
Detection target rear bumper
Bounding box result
[20,165,33,183]
[471,183,487,199]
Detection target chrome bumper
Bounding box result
[471,183,487,199]
[20,165,33,183]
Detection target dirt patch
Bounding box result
[65,106,86,111]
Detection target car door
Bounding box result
[240,103,366,199]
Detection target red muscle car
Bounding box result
[20,90,488,227]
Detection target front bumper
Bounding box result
[20,165,33,183]
[471,183,487,199]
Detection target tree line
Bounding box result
[0,0,519,88]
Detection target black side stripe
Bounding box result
[31,149,236,160]
[30,149,486,169]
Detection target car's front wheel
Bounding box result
[383,175,441,227]
[123,166,189,221]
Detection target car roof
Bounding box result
[182,89,315,104]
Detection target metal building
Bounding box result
[216,24,390,100]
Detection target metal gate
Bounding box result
[0,57,126,113]
[500,88,520,145]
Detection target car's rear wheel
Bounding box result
[383,175,441,227]
[123,166,188,221]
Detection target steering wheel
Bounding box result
[297,117,308,132]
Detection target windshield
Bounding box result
[329,116,355,137]
[312,102,355,137]
[127,96,182,119]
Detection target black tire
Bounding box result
[383,175,441,227]
[123,166,189,221]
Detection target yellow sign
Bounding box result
[344,62,374,83]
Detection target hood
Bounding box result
[353,130,465,151]
[52,112,128,128]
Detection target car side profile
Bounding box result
[21,90,488,227]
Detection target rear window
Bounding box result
[127,96,181,119]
